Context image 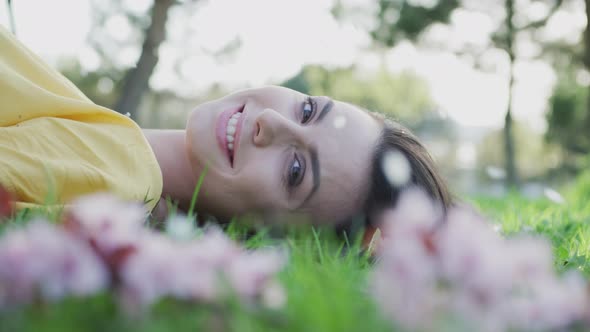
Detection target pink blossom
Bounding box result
[438,209,514,308]
[261,280,287,309]
[184,227,242,268]
[0,185,14,219]
[0,193,287,311]
[65,193,148,249]
[0,220,108,306]
[371,189,442,329]
[118,227,286,308]
[119,230,231,307]
[379,188,442,240]
[64,193,149,270]
[225,249,286,299]
[371,188,590,331]
[118,233,182,307]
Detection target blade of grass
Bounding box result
[311,227,324,264]
[188,166,208,219]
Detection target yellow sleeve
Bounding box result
[0,26,163,212]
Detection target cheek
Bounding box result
[251,88,298,118]
[200,175,245,216]
[233,156,283,210]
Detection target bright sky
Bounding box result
[1,0,586,130]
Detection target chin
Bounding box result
[196,185,241,221]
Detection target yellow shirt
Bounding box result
[0,26,163,212]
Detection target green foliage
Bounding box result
[1,174,590,332]
[281,64,435,127]
[0,219,393,332]
[371,0,460,47]
[546,73,590,159]
[59,59,126,109]
[477,120,562,180]
[569,170,590,207]
[470,172,590,277]
[3,180,590,331]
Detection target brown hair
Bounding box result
[337,117,453,237]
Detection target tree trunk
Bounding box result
[113,0,174,120]
[584,0,590,144]
[7,0,16,34]
[504,0,519,187]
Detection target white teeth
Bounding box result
[226,111,242,156]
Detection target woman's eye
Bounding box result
[301,97,316,124]
[287,154,305,187]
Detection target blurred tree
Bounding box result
[369,0,460,47]
[366,0,565,187]
[281,64,436,128]
[59,59,121,108]
[66,0,165,116]
[478,121,562,179]
[6,0,16,34]
[498,0,519,187]
[114,0,174,119]
[69,0,241,124]
[541,1,590,172]
[584,0,590,135]
[492,0,564,186]
[545,68,590,171]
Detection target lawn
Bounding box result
[1,173,589,332]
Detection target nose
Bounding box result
[253,108,297,147]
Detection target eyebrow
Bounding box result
[317,98,334,121]
[300,146,320,207]
[299,98,334,207]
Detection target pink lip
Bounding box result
[216,104,245,167]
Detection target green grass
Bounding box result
[1,173,590,332]
[469,179,590,276]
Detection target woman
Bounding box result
[0,25,452,231]
[146,86,452,228]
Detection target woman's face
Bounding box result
[185,86,381,224]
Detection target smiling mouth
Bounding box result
[223,105,245,167]
[226,112,241,165]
